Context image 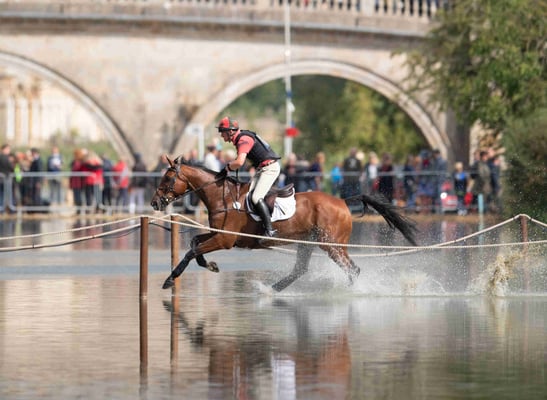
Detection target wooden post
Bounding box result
[139,217,149,370]
[171,215,180,293]
[140,216,149,299]
[170,215,180,365]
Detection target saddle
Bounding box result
[247,183,295,213]
[264,184,295,212]
[245,183,296,222]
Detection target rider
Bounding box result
[217,116,281,238]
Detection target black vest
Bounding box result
[233,130,280,168]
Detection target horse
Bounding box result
[150,156,417,292]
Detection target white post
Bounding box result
[185,123,205,160]
[283,1,293,159]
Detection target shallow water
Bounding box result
[1,217,546,399]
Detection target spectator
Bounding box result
[431,149,447,213]
[47,146,63,205]
[101,154,114,208]
[129,153,148,214]
[203,143,221,172]
[470,150,492,213]
[416,150,434,213]
[330,161,343,197]
[403,154,417,212]
[0,144,14,212]
[362,151,379,195]
[113,158,130,211]
[29,148,44,208]
[453,161,469,216]
[69,148,86,209]
[185,149,201,166]
[341,147,362,199]
[308,151,325,191]
[279,153,298,188]
[295,154,311,192]
[82,150,104,212]
[12,152,28,208]
[378,152,394,203]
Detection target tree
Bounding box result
[293,77,426,163]
[503,109,547,221]
[404,0,546,136]
[403,0,546,217]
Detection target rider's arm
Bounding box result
[227,152,248,171]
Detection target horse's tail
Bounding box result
[345,194,418,246]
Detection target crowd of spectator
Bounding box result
[0,140,503,216]
[276,146,503,216]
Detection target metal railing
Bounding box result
[0,168,483,215]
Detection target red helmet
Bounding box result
[217,116,239,132]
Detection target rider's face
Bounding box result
[219,129,234,143]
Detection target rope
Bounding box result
[0,213,545,254]
[160,213,547,252]
[0,223,140,252]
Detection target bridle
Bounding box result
[155,163,234,210]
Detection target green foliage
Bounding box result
[292,76,426,163]
[219,75,427,166]
[503,109,547,220]
[221,80,285,123]
[404,0,546,134]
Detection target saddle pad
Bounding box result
[246,193,296,222]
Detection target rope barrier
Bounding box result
[0,213,545,254]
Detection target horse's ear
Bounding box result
[166,155,174,167]
[173,155,183,165]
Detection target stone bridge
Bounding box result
[0,0,466,166]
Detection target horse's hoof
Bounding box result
[162,276,175,289]
[207,262,219,273]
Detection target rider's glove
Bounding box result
[215,166,229,179]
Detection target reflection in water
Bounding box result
[1,216,546,398]
[0,267,546,399]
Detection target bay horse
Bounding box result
[150,156,417,292]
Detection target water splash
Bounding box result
[470,252,522,297]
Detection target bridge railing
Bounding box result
[0,0,447,20]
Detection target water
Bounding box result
[1,216,546,399]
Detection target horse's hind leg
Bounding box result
[272,242,314,292]
[323,246,361,286]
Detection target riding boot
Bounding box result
[254,198,277,238]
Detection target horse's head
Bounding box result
[150,155,188,211]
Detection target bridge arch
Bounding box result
[0,51,134,161]
[180,59,449,158]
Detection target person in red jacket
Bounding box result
[69,148,86,209]
[81,150,103,213]
[113,158,130,211]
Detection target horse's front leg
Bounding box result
[192,234,220,273]
[162,247,197,289]
[162,232,230,289]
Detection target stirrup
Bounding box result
[264,229,277,238]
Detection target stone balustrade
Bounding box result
[0,0,444,20]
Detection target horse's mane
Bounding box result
[178,158,244,185]
[179,159,218,176]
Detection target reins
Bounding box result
[162,164,246,215]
